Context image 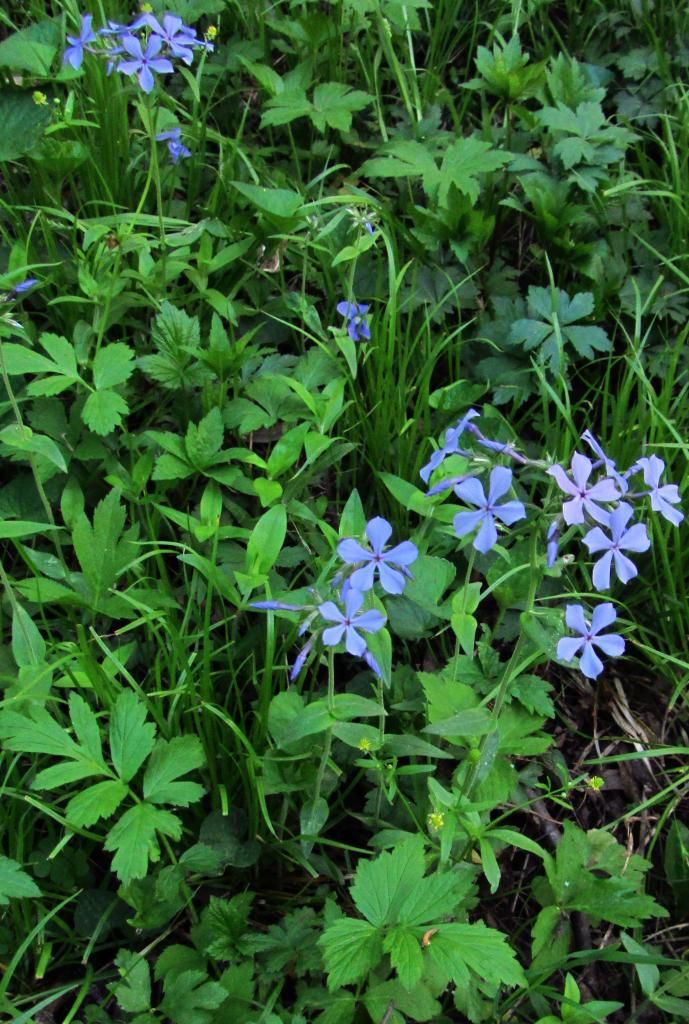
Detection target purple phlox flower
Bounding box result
[63,14,97,69]
[363,650,382,678]
[145,13,198,63]
[156,125,191,164]
[99,18,134,37]
[364,220,375,235]
[250,600,304,612]
[582,502,650,591]
[318,588,385,657]
[453,466,527,554]
[117,34,174,93]
[337,516,418,595]
[427,472,474,497]
[419,409,480,484]
[636,455,684,526]
[336,301,370,342]
[546,520,560,568]
[547,452,620,526]
[290,637,315,681]
[10,278,37,296]
[557,603,625,679]
[581,429,628,494]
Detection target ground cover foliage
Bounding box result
[1,0,689,1020]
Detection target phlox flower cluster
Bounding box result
[63,11,212,94]
[422,408,683,679]
[252,514,418,680]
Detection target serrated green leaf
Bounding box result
[319,918,383,991]
[113,949,152,1014]
[92,343,135,390]
[361,139,439,194]
[351,835,426,927]
[397,868,470,926]
[160,969,227,1024]
[82,389,129,435]
[260,86,313,128]
[0,856,41,904]
[72,489,135,605]
[11,603,46,667]
[143,736,205,806]
[438,136,512,206]
[310,83,372,132]
[430,921,526,988]
[68,693,104,765]
[185,408,224,469]
[110,691,156,783]
[104,802,181,883]
[66,779,128,827]
[0,423,67,472]
[383,926,424,991]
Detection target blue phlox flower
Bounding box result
[364,221,375,235]
[290,637,315,681]
[10,278,38,296]
[557,603,625,679]
[117,34,174,92]
[547,452,620,525]
[156,126,191,164]
[453,466,526,554]
[63,13,97,69]
[145,13,198,63]
[419,408,480,484]
[250,600,305,612]
[546,520,560,567]
[318,588,385,657]
[580,429,628,494]
[337,516,418,595]
[636,455,683,526]
[582,502,650,591]
[336,301,370,342]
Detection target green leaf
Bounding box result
[92,342,135,390]
[438,136,512,206]
[113,949,152,1014]
[246,504,287,575]
[104,802,182,883]
[0,89,51,161]
[361,139,440,193]
[11,603,46,667]
[160,970,227,1024]
[0,519,57,539]
[185,407,224,469]
[82,389,129,435]
[143,736,205,806]
[110,691,156,783]
[0,19,60,75]
[72,489,136,606]
[397,867,471,926]
[351,835,426,927]
[309,83,372,132]
[66,779,129,828]
[260,86,313,128]
[0,423,68,472]
[319,918,383,991]
[429,922,526,988]
[231,181,303,219]
[383,926,424,991]
[0,855,41,904]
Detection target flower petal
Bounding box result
[344,625,367,657]
[344,587,365,618]
[454,476,487,508]
[139,65,155,92]
[353,609,386,633]
[350,562,376,592]
[640,454,664,489]
[579,643,604,679]
[557,636,583,662]
[365,516,392,553]
[337,538,372,564]
[591,602,617,634]
[591,551,612,591]
[561,496,585,526]
[453,509,485,538]
[565,604,588,634]
[337,301,354,317]
[322,624,345,647]
[473,514,497,554]
[378,562,406,594]
[547,463,577,496]
[319,601,344,624]
[384,540,418,567]
[582,526,610,554]
[494,500,526,526]
[570,452,593,489]
[612,550,638,585]
[593,633,625,657]
[620,522,650,553]
[487,465,513,503]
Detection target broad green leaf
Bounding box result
[185,408,224,469]
[0,343,63,376]
[66,779,128,827]
[397,868,473,926]
[11,603,46,667]
[0,423,67,472]
[0,19,60,75]
[68,693,103,764]
[0,519,57,539]
[310,83,372,132]
[92,342,135,390]
[260,86,313,127]
[438,137,512,206]
[423,707,494,737]
[351,835,425,927]
[319,918,383,991]
[160,969,227,1024]
[231,181,303,219]
[0,701,108,790]
[429,921,526,988]
[0,855,41,904]
[143,736,205,806]
[104,802,182,883]
[383,926,424,991]
[113,949,152,1014]
[0,89,51,161]
[110,691,156,783]
[361,140,439,194]
[82,389,129,435]
[246,504,287,575]
[72,489,136,605]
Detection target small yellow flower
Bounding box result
[206,25,218,41]
[427,811,445,831]
[357,737,373,753]
[586,775,604,791]
[32,91,48,106]
[140,3,153,12]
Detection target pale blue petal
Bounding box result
[582,526,611,554]
[487,465,513,503]
[353,609,386,633]
[338,538,372,564]
[453,509,484,537]
[366,516,392,553]
[562,496,585,525]
[591,602,617,634]
[473,515,497,553]
[344,587,365,618]
[319,601,344,624]
[557,636,583,662]
[570,452,593,489]
[322,624,345,647]
[593,633,625,657]
[612,550,638,584]
[378,562,406,594]
[565,604,587,634]
[344,626,367,657]
[547,464,578,496]
[385,540,418,566]
[579,643,604,679]
[454,476,486,507]
[350,562,376,592]
[591,551,612,591]
[620,522,650,553]
[494,500,525,526]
